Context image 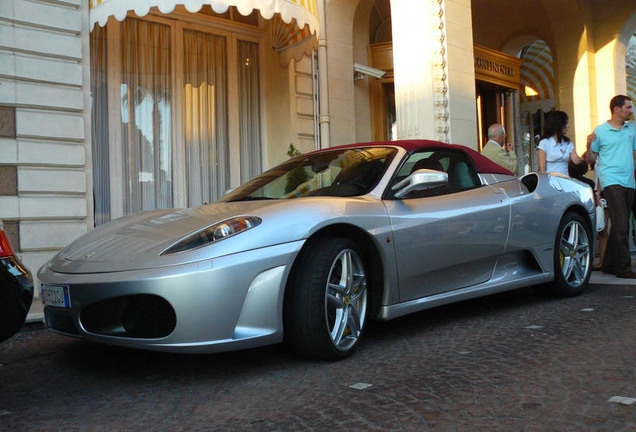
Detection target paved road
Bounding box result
[2,282,636,432]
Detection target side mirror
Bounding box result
[391,169,448,198]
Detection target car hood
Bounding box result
[45,197,386,274]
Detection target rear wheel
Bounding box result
[284,237,368,360]
[550,212,592,296]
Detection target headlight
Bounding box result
[161,216,261,255]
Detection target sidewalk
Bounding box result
[588,263,636,284]
[26,300,43,325]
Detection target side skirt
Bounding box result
[377,273,553,321]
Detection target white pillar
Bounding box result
[390,0,440,140]
[391,0,477,146]
[444,0,477,148]
[317,0,330,149]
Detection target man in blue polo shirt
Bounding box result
[587,95,636,278]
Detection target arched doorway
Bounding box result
[518,39,556,172]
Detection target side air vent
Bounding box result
[521,173,539,193]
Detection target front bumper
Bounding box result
[38,241,304,353]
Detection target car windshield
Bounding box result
[221,147,397,201]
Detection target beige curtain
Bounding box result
[90,19,263,216]
[120,19,173,214]
[183,30,229,205]
[90,26,111,226]
[238,40,262,183]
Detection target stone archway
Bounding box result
[617,11,636,101]
[627,36,636,104]
[514,37,557,172]
[352,0,379,143]
[514,39,556,111]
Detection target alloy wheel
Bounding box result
[324,249,367,351]
[559,219,591,287]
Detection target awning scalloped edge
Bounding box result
[89,0,319,38]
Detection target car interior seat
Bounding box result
[448,161,477,191]
[410,157,444,174]
[333,159,385,193]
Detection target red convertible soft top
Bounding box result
[319,139,514,176]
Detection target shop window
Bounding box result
[90,16,263,224]
[90,25,110,226]
[120,19,173,215]
[238,40,262,183]
[183,30,229,206]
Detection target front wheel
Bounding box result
[550,212,592,296]
[284,237,368,360]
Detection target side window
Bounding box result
[393,149,480,199]
[446,154,480,192]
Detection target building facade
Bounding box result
[1,0,635,311]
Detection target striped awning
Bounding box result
[519,40,555,103]
[89,0,319,62]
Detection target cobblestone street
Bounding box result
[2,281,636,431]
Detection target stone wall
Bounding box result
[0,0,91,294]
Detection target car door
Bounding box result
[384,149,511,302]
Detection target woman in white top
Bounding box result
[537,110,585,175]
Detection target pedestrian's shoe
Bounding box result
[616,271,636,279]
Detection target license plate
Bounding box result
[42,284,71,308]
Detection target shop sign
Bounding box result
[474,45,521,89]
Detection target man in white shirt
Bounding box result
[480,123,518,175]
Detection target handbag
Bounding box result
[594,175,605,232]
[596,205,605,232]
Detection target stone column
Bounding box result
[390,0,440,141]
[390,0,476,146]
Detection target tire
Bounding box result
[547,211,592,297]
[284,237,368,360]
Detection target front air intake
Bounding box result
[121,295,176,338]
[81,295,176,339]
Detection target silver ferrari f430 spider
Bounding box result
[38,140,595,360]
